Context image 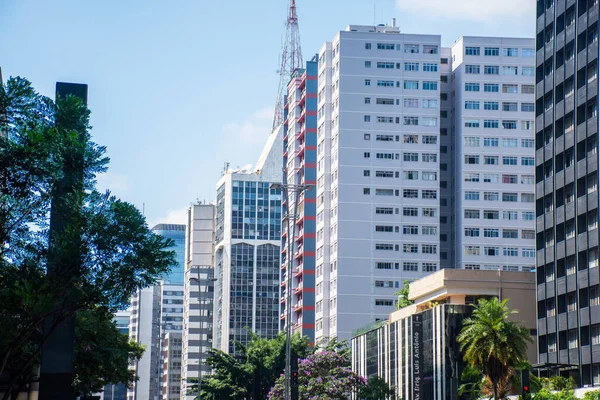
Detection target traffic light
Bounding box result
[291,370,299,387]
[522,369,531,399]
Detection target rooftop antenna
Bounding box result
[272,0,303,130]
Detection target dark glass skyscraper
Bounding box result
[152,224,185,284]
[535,0,600,386]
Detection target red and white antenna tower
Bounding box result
[272,0,303,130]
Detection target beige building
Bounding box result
[351,269,536,400]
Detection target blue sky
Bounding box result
[1,0,535,226]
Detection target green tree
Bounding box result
[358,376,396,400]
[190,331,311,399]
[73,308,145,394]
[267,347,368,400]
[394,280,413,310]
[457,297,533,400]
[0,77,175,398]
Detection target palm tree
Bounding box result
[457,297,533,400]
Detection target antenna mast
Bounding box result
[272,0,303,130]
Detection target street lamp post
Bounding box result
[270,182,314,400]
[190,272,217,400]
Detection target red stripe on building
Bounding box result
[303,324,316,328]
[303,306,315,311]
[302,269,316,275]
[304,180,316,185]
[305,128,317,133]
[306,93,318,98]
[304,198,316,204]
[303,251,316,257]
[306,76,318,80]
[306,111,317,116]
[305,163,317,168]
[303,216,316,221]
[305,145,317,151]
[303,233,316,239]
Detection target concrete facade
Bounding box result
[312,25,442,342]
[450,37,537,272]
[180,204,215,400]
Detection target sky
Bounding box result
[1,0,536,227]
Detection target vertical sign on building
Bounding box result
[412,313,423,400]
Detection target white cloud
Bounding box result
[222,107,273,144]
[147,206,188,229]
[96,172,129,195]
[396,0,535,21]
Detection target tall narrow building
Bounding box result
[450,37,537,272]
[180,204,216,399]
[282,59,319,344]
[535,0,600,387]
[212,128,283,355]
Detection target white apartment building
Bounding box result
[161,332,182,400]
[181,204,215,400]
[314,25,442,341]
[451,37,537,272]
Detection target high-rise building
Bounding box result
[307,25,442,342]
[282,59,319,344]
[449,37,537,272]
[127,226,185,400]
[152,224,186,284]
[160,332,182,400]
[181,204,216,399]
[535,0,600,387]
[213,127,283,354]
[128,286,161,400]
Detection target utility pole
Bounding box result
[38,82,88,400]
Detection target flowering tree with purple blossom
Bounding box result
[267,350,368,400]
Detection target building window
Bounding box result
[423,81,438,90]
[403,207,418,217]
[404,116,419,125]
[422,244,437,254]
[484,137,499,147]
[422,135,437,144]
[521,102,534,112]
[364,115,371,122]
[484,228,499,238]
[363,188,371,195]
[404,98,419,108]
[464,246,481,255]
[502,84,518,93]
[465,83,480,92]
[502,120,517,129]
[502,66,518,75]
[465,119,480,128]
[465,191,480,200]
[522,67,534,76]
[403,244,419,253]
[503,156,518,166]
[484,65,499,75]
[423,63,438,72]
[503,247,518,257]
[365,79,371,86]
[464,137,480,147]
[423,45,438,54]
[484,101,499,110]
[364,97,371,104]
[484,247,500,256]
[404,62,419,71]
[465,155,480,164]
[375,299,394,306]
[377,80,395,87]
[482,120,499,130]
[484,192,499,201]
[377,62,395,69]
[483,210,499,220]
[404,80,419,90]
[484,83,499,92]
[484,47,500,56]
[365,61,372,68]
[465,46,480,56]
[404,44,419,53]
[502,193,518,202]
[465,101,480,110]
[365,43,372,50]
[503,47,519,57]
[484,156,499,165]
[465,228,480,237]
[464,173,480,182]
[465,65,480,74]
[377,43,395,50]
[464,209,480,219]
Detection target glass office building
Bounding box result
[152,224,186,284]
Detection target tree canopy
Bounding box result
[0,76,176,398]
[457,297,533,400]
